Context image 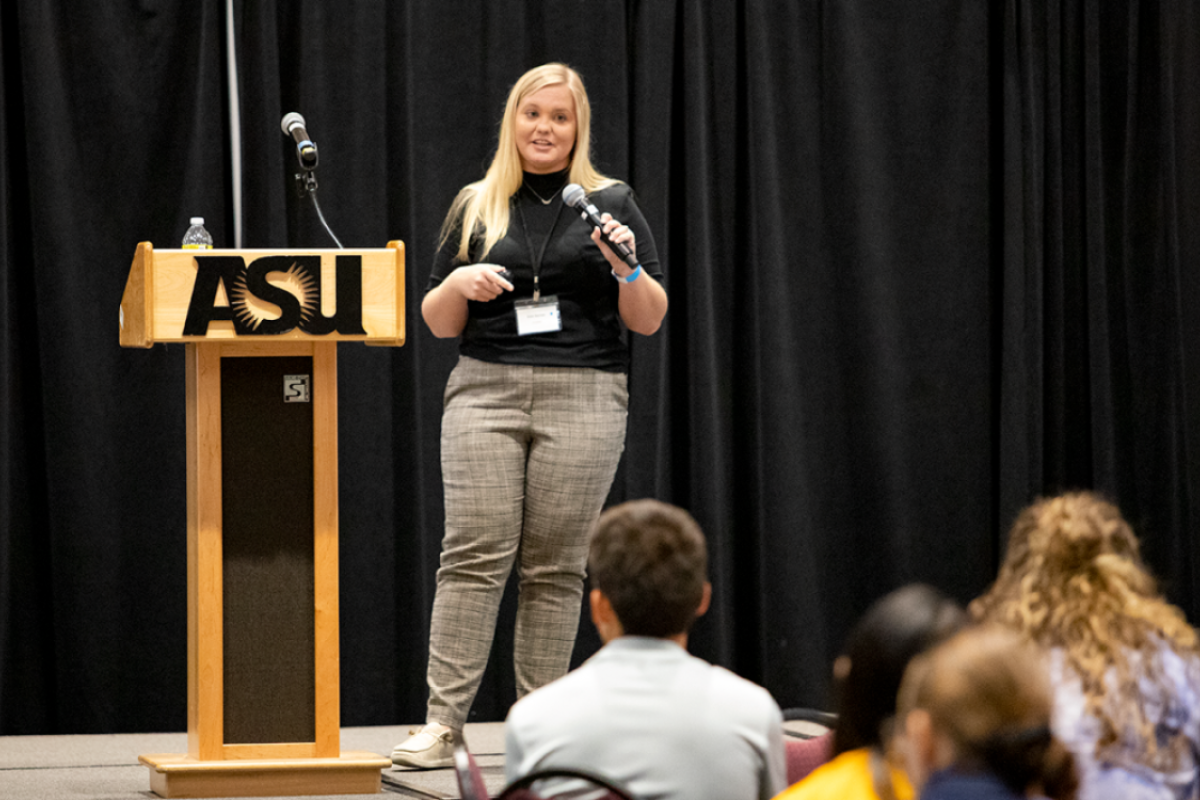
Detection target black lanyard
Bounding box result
[516,198,566,302]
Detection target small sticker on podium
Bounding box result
[284,374,311,403]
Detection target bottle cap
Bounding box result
[190,217,205,225]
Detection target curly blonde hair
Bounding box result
[970,491,1199,772]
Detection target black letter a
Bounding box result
[183,257,244,336]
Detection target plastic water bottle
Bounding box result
[181,217,213,249]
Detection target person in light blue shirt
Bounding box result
[505,499,787,800]
[971,491,1200,800]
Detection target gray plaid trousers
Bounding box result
[425,356,628,729]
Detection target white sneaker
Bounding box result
[391,723,455,769]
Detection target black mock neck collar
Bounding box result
[522,168,570,199]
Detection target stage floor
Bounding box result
[0,719,823,800]
[0,723,506,800]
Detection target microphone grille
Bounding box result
[281,112,306,135]
[562,183,587,209]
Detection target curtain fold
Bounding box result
[2,1,229,733]
[999,0,1200,608]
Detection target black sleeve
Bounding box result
[608,186,665,287]
[424,217,464,294]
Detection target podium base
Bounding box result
[139,751,391,798]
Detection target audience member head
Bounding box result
[897,625,1077,800]
[587,499,711,642]
[970,490,1199,771]
[832,583,968,757]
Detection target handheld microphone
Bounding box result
[281,112,319,170]
[562,183,639,269]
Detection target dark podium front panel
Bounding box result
[220,356,316,744]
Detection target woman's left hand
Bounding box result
[592,212,637,277]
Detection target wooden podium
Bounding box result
[119,243,404,797]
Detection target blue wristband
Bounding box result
[612,265,642,283]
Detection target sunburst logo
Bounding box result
[229,261,320,331]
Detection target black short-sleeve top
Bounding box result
[425,170,664,373]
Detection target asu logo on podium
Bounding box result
[182,254,367,337]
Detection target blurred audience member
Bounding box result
[897,625,1078,800]
[775,584,967,800]
[506,499,786,800]
[972,491,1200,800]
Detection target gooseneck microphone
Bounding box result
[281,112,319,170]
[563,183,639,269]
[279,111,342,248]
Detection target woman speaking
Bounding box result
[392,63,668,768]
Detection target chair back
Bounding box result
[454,742,491,800]
[785,730,833,784]
[781,706,838,728]
[497,767,637,800]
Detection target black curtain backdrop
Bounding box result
[2,0,1197,734]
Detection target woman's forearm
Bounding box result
[421,280,470,338]
[617,273,668,335]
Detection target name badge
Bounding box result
[514,296,562,336]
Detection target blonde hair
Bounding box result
[898,625,1077,800]
[970,491,1200,773]
[442,63,620,262]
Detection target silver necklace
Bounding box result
[525,182,564,205]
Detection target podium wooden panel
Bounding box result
[120,244,402,797]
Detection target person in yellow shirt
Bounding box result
[775,584,966,800]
